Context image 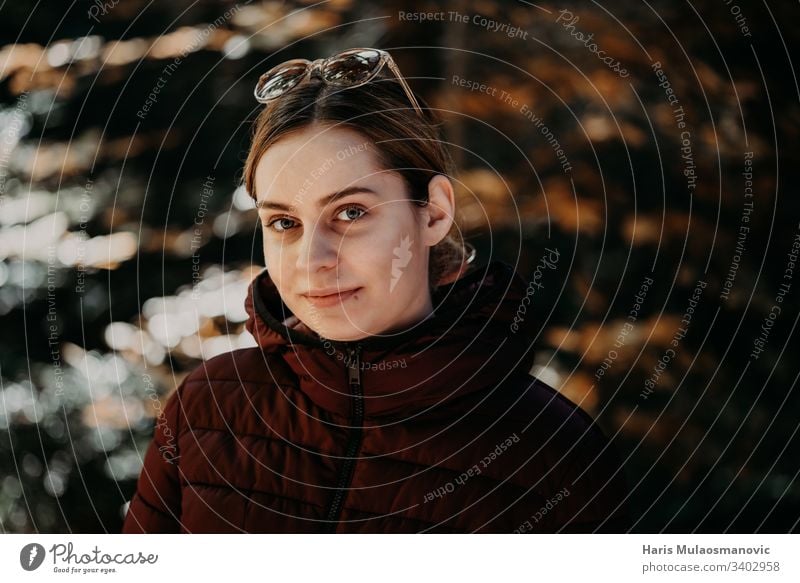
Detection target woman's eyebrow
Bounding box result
[255,186,378,211]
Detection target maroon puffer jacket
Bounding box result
[122,260,630,533]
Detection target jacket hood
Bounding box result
[244,260,538,418]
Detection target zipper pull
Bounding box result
[346,343,364,429]
[347,343,362,387]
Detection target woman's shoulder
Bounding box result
[464,372,623,483]
[517,375,631,530]
[470,372,609,441]
[164,347,295,425]
[478,374,629,528]
[179,347,293,389]
[517,374,619,465]
[517,374,604,435]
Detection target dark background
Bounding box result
[0,0,798,532]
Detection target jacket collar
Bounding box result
[244,260,538,418]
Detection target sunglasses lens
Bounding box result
[322,49,382,86]
[255,63,308,101]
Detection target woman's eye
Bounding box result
[266,217,296,233]
[336,205,367,222]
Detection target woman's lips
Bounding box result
[302,287,361,308]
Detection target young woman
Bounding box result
[123,48,630,533]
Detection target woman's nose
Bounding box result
[295,224,338,273]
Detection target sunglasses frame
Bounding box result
[253,47,424,116]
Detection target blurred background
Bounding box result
[0,0,798,533]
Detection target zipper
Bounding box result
[323,342,363,533]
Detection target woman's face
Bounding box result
[253,124,450,342]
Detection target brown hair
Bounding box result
[242,73,472,288]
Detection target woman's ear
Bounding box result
[422,174,456,247]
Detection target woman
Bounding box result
[123,48,630,533]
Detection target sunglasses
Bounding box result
[253,47,423,116]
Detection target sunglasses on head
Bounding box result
[253,47,423,116]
